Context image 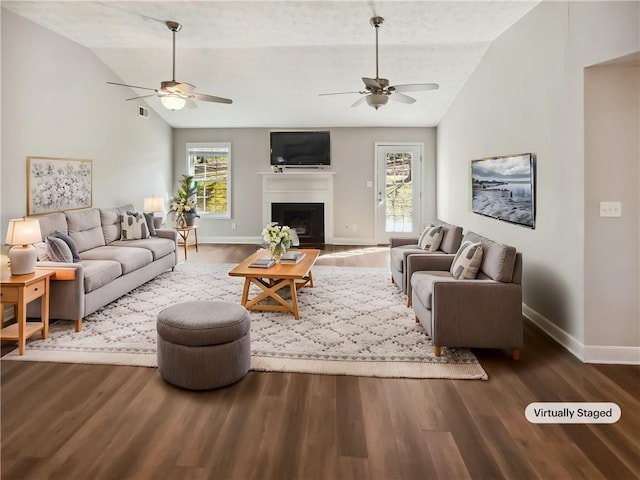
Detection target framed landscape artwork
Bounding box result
[471,153,536,229]
[27,156,93,215]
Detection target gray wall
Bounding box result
[1,9,173,235]
[173,127,436,244]
[436,1,639,362]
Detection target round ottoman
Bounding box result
[156,301,251,390]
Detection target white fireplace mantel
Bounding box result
[260,171,335,243]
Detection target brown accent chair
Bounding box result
[389,221,463,305]
[409,231,523,359]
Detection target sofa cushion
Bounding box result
[121,213,150,240]
[100,204,134,244]
[32,212,68,239]
[462,231,517,282]
[418,225,443,251]
[79,246,153,274]
[46,236,74,263]
[390,245,426,273]
[82,260,123,293]
[437,221,464,254]
[450,241,483,279]
[410,271,455,310]
[65,209,106,252]
[144,212,157,237]
[110,237,176,261]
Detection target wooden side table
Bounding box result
[174,225,199,260]
[0,269,54,355]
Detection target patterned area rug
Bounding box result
[3,263,487,379]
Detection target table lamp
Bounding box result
[144,196,166,228]
[5,218,42,275]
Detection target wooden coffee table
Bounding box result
[228,248,320,320]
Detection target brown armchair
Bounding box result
[409,231,523,359]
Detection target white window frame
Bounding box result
[186,142,232,219]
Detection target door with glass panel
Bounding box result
[375,144,423,244]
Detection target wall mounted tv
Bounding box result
[270,131,330,167]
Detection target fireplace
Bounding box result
[272,202,325,247]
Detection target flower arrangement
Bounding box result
[169,174,199,225]
[262,223,291,260]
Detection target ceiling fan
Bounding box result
[320,16,439,109]
[107,21,232,111]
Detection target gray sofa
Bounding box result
[410,231,523,359]
[27,204,177,331]
[389,221,463,303]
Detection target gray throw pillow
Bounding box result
[46,236,74,263]
[418,225,443,251]
[121,213,150,240]
[450,241,483,279]
[144,212,157,237]
[52,230,81,262]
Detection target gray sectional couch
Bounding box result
[27,204,177,331]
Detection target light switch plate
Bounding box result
[599,201,622,217]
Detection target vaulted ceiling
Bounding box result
[3,1,540,128]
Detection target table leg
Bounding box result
[241,278,251,305]
[41,277,50,339]
[288,279,300,320]
[18,299,26,355]
[194,228,199,252]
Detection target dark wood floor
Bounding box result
[2,244,639,480]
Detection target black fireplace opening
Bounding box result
[271,202,324,247]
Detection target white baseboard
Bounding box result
[523,303,640,365]
[331,236,377,245]
[197,236,378,246]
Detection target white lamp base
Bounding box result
[8,245,37,275]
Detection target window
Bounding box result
[187,143,231,218]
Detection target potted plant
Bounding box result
[261,223,291,262]
[169,175,199,227]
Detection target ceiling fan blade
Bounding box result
[107,81,157,92]
[390,92,416,104]
[351,96,367,108]
[125,94,158,101]
[319,91,362,96]
[185,98,198,109]
[174,83,196,93]
[362,77,382,90]
[392,83,439,93]
[192,92,233,104]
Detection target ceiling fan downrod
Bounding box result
[370,16,384,81]
[166,21,182,83]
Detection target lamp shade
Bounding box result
[5,218,42,246]
[144,196,165,212]
[366,93,389,109]
[160,95,186,110]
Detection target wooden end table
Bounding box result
[0,269,54,355]
[174,225,199,260]
[228,249,320,320]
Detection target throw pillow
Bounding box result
[418,225,443,252]
[143,212,157,237]
[121,213,150,240]
[450,241,483,279]
[46,236,74,263]
[52,230,81,262]
[417,223,435,247]
[34,241,50,262]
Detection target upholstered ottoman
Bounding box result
[156,301,251,390]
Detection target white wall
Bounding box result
[436,1,639,362]
[584,59,639,356]
[1,9,173,234]
[173,127,436,244]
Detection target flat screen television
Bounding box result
[270,131,330,167]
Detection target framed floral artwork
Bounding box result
[27,156,93,215]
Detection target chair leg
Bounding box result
[511,348,520,360]
[407,296,412,307]
[391,275,395,284]
[434,346,442,357]
[415,315,420,324]
[75,319,82,332]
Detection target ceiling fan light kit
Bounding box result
[108,21,232,111]
[320,16,439,110]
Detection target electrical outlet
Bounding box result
[366,181,373,188]
[231,222,237,230]
[352,224,358,232]
[599,202,622,218]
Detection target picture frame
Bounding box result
[27,156,93,215]
[471,153,536,229]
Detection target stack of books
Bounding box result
[249,257,275,268]
[280,251,305,265]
